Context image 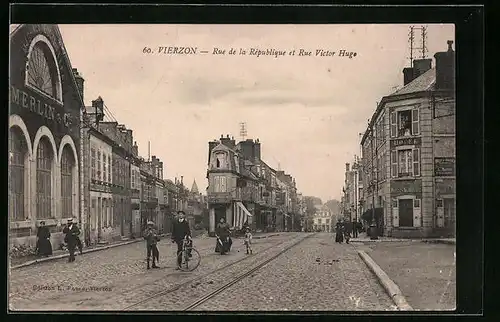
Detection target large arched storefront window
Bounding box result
[36,137,53,219]
[61,146,74,218]
[9,127,27,221]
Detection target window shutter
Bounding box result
[392,199,399,227]
[413,198,422,227]
[221,176,227,192]
[412,108,420,135]
[413,148,420,176]
[436,199,444,228]
[391,151,398,178]
[390,112,397,138]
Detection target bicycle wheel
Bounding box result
[177,248,201,272]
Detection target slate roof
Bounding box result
[390,67,436,96]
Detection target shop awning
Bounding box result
[233,201,253,230]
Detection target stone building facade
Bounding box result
[361,40,455,238]
[9,24,83,249]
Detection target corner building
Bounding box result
[9,24,83,248]
[361,41,455,238]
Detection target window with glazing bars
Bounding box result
[36,138,52,219]
[9,128,26,221]
[61,147,74,218]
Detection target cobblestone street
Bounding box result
[9,233,294,311]
[192,233,395,311]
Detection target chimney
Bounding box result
[91,96,104,121]
[413,58,433,78]
[220,135,235,149]
[434,40,455,91]
[346,163,350,172]
[132,141,138,156]
[254,140,261,161]
[72,68,84,101]
[403,67,415,86]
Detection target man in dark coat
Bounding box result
[144,221,160,269]
[36,221,52,257]
[335,220,344,243]
[215,217,231,255]
[171,211,192,270]
[63,218,81,262]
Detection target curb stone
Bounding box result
[422,239,456,245]
[10,233,170,270]
[357,249,413,311]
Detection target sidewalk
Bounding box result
[351,233,456,245]
[359,241,456,310]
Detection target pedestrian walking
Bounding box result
[335,220,344,244]
[244,227,253,254]
[144,221,160,269]
[63,218,81,262]
[215,217,231,255]
[36,221,52,257]
[352,220,359,238]
[171,211,192,270]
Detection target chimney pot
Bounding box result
[447,40,454,51]
[227,134,230,138]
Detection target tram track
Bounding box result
[120,234,308,310]
[122,233,316,311]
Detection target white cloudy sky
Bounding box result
[58,24,454,202]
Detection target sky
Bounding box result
[57,24,454,202]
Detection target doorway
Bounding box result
[399,199,414,227]
[444,198,455,236]
[214,205,226,224]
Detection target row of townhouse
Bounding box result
[206,135,305,235]
[341,39,456,238]
[8,24,204,250]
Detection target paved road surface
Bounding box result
[9,233,297,311]
[9,232,394,311]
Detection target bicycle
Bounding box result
[177,237,201,272]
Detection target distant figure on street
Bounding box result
[144,221,160,269]
[215,217,231,255]
[171,211,192,270]
[244,227,253,254]
[63,218,81,262]
[36,221,52,257]
[335,220,344,244]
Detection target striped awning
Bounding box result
[233,201,253,230]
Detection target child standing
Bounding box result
[244,228,253,254]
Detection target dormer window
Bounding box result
[214,152,227,169]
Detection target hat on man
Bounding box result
[177,210,186,216]
[147,221,154,226]
[39,221,45,225]
[67,218,73,223]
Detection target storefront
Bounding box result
[9,24,83,248]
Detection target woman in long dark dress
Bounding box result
[335,221,344,244]
[36,221,53,257]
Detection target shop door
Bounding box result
[444,198,456,236]
[399,199,414,227]
[214,205,226,224]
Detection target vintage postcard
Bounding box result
[9,23,457,312]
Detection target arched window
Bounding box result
[36,137,53,219]
[9,127,27,221]
[27,42,58,98]
[61,146,74,218]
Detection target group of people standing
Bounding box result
[214,218,253,255]
[334,219,363,244]
[143,210,192,270]
[35,218,83,263]
[35,211,254,269]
